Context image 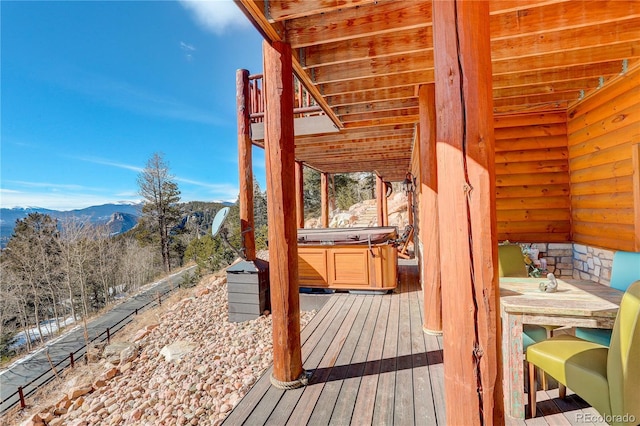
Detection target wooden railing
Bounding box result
[248,73,324,123]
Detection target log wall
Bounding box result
[494,112,571,243]
[567,66,640,252]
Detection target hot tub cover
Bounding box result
[297,226,398,246]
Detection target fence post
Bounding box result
[106,327,111,344]
[70,352,74,368]
[157,293,161,306]
[135,308,138,315]
[18,386,25,409]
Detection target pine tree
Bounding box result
[137,152,181,273]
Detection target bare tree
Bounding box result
[137,152,181,273]
[4,213,61,346]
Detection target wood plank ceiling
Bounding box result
[236,0,640,182]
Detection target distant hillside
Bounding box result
[0,201,236,248]
[0,202,143,247]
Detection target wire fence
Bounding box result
[0,286,177,414]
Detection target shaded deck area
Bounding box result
[223,261,606,426]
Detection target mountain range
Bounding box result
[0,202,142,248]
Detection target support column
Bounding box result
[376,174,385,227]
[633,143,640,251]
[263,40,304,389]
[236,69,256,261]
[433,1,503,423]
[295,161,305,229]
[407,187,414,228]
[382,182,389,227]
[419,84,442,335]
[321,172,329,228]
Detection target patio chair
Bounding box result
[526,280,640,424]
[575,251,640,346]
[394,224,414,259]
[498,244,548,345]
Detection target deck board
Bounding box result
[223,261,597,426]
[328,296,383,425]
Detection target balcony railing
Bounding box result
[248,73,324,123]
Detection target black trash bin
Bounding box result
[226,259,270,322]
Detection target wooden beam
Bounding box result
[418,84,442,335]
[320,70,434,96]
[300,26,433,68]
[633,143,640,251]
[237,69,256,261]
[433,1,503,423]
[266,0,378,22]
[311,51,433,84]
[285,0,433,48]
[263,40,304,389]
[295,161,305,228]
[321,172,329,227]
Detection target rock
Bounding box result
[93,379,107,388]
[100,367,119,381]
[120,343,138,364]
[159,341,196,362]
[48,418,64,426]
[86,342,108,363]
[132,329,150,342]
[103,342,130,364]
[195,287,210,297]
[68,386,92,400]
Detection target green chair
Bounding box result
[575,251,640,346]
[526,280,640,424]
[498,243,529,278]
[498,243,549,348]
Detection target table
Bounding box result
[500,277,623,419]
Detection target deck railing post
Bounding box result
[18,386,25,409]
[237,68,257,260]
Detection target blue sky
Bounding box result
[1,0,266,210]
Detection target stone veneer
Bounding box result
[572,244,615,285]
[526,242,575,279]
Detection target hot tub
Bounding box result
[297,227,398,290]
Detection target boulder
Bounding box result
[68,386,92,401]
[119,343,138,364]
[102,342,130,364]
[159,341,196,362]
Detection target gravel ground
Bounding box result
[13,273,316,426]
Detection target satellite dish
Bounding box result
[211,207,230,238]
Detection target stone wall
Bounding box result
[572,244,615,285]
[524,242,574,279]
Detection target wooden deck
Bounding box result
[223,261,606,426]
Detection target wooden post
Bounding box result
[18,386,25,409]
[106,327,111,344]
[432,1,504,424]
[407,188,414,228]
[382,182,389,227]
[419,84,442,335]
[321,172,329,227]
[70,352,75,368]
[376,175,385,226]
[295,161,305,228]
[237,68,256,261]
[263,40,304,389]
[633,143,640,251]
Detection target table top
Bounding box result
[500,277,623,318]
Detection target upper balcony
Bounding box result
[245,73,339,143]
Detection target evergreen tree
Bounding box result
[137,152,181,273]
